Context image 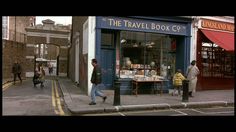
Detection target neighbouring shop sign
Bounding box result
[97,17,188,36]
[201,19,234,32]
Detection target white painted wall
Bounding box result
[26,72,34,77]
[87,16,96,96]
[190,19,198,62]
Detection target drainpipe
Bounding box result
[15,16,17,59]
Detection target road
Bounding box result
[82,106,234,116]
[2,77,69,116]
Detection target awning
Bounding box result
[201,29,234,51]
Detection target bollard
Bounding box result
[113,80,121,106]
[182,80,189,102]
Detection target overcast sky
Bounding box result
[36,16,72,25]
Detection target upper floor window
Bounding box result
[2,16,9,39]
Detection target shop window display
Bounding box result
[201,42,235,78]
[118,31,175,81]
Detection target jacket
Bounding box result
[186,65,200,80]
[91,65,102,85]
[12,63,22,74]
[173,72,185,86]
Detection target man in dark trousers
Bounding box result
[12,60,22,85]
[89,58,107,105]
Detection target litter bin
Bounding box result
[113,80,121,106]
[182,80,189,102]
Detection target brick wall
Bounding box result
[2,40,27,79]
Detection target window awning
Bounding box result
[201,29,234,51]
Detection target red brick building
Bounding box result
[2,16,35,80]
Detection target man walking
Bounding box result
[89,58,107,105]
[12,60,22,85]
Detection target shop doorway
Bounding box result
[101,48,115,89]
[100,30,116,90]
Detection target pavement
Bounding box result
[56,77,235,115]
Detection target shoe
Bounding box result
[89,102,96,105]
[103,96,107,103]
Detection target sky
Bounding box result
[36,16,72,25]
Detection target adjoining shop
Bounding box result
[93,16,192,95]
[195,18,234,90]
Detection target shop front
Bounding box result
[95,16,192,94]
[196,19,234,90]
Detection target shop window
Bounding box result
[201,42,235,78]
[118,31,175,80]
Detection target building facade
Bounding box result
[25,19,71,77]
[2,16,35,79]
[69,16,193,95]
[191,16,234,90]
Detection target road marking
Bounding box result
[52,80,62,115]
[191,107,234,115]
[190,108,234,115]
[118,112,125,116]
[205,111,234,114]
[54,81,60,98]
[191,108,205,114]
[54,81,65,116]
[172,109,188,115]
[52,80,58,114]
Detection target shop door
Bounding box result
[101,48,115,89]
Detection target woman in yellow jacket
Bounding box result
[172,69,186,96]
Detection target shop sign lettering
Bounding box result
[98,17,188,36]
[202,19,234,32]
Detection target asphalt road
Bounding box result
[2,78,68,116]
[83,106,234,116]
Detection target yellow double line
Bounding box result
[52,80,65,116]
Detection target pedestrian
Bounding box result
[48,64,53,75]
[12,60,22,85]
[33,69,43,87]
[186,60,200,97]
[89,58,107,105]
[172,69,185,96]
[39,66,45,88]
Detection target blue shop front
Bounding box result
[95,16,192,94]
